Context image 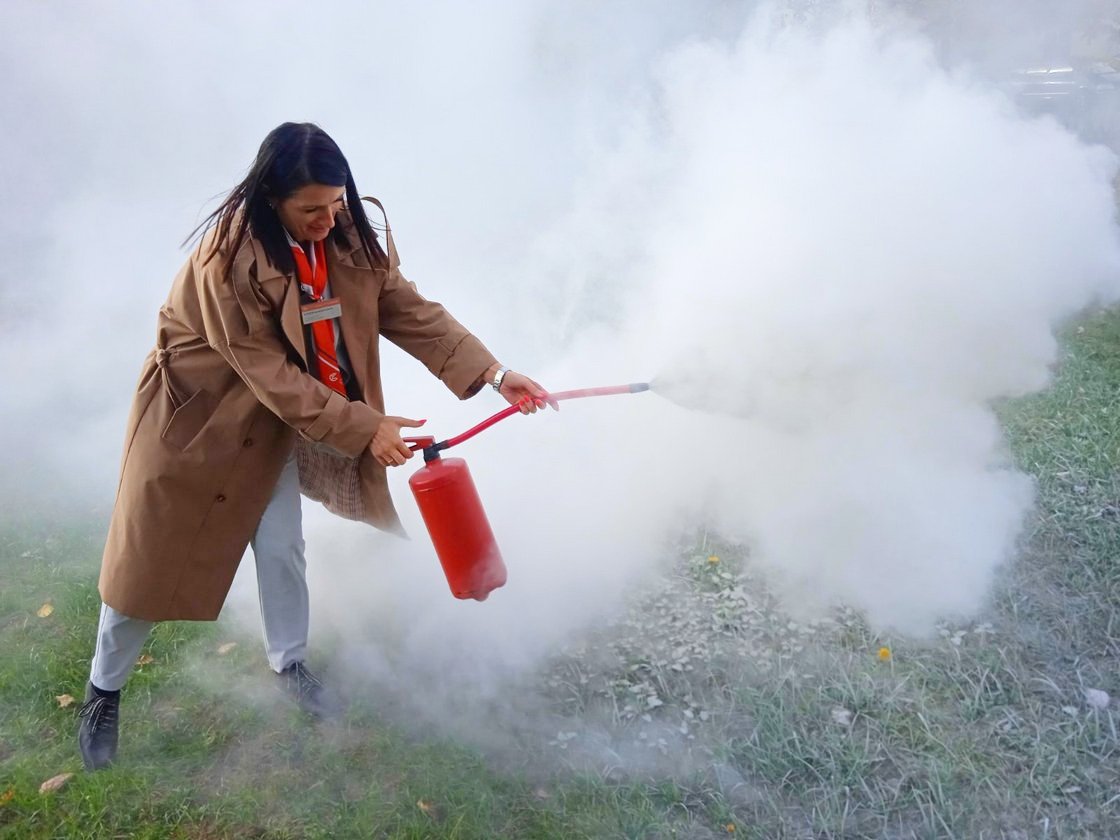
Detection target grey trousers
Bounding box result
[89,450,308,691]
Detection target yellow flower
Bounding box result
[726,825,736,834]
[707,555,720,564]
[877,647,892,662]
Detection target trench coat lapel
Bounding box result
[250,238,308,368]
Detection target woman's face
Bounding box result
[275,183,346,243]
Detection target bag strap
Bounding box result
[360,195,399,270]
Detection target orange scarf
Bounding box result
[291,240,347,397]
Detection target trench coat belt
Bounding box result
[154,346,184,407]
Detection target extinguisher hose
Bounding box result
[407,382,649,460]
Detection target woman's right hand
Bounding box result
[370,415,426,467]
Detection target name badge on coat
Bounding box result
[301,297,342,325]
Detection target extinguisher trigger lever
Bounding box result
[404,436,448,462]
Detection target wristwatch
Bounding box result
[492,366,510,392]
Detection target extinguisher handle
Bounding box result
[403,436,436,451]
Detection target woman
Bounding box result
[77,122,550,770]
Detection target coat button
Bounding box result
[216,494,226,503]
[243,438,253,447]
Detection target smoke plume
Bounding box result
[2,0,1119,749]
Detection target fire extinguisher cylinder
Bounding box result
[408,454,507,601]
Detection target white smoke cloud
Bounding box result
[2,2,1119,732]
[238,8,1120,750]
[522,7,1120,633]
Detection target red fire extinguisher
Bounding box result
[404,382,649,602]
[403,438,507,601]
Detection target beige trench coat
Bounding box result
[99,205,497,621]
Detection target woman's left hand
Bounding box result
[499,371,558,414]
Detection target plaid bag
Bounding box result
[295,437,364,521]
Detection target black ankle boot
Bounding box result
[277,662,339,718]
[77,682,120,770]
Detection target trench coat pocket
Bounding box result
[161,388,217,451]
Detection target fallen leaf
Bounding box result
[726,824,736,833]
[56,694,76,709]
[37,603,54,618]
[39,773,73,794]
[136,654,155,666]
[1085,688,1110,710]
[416,799,444,821]
[532,787,552,801]
[217,642,238,655]
[830,707,853,726]
[0,788,13,806]
[877,647,892,662]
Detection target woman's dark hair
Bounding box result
[186,122,385,279]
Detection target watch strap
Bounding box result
[492,366,510,392]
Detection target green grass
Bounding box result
[0,533,703,838]
[2,308,1119,838]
